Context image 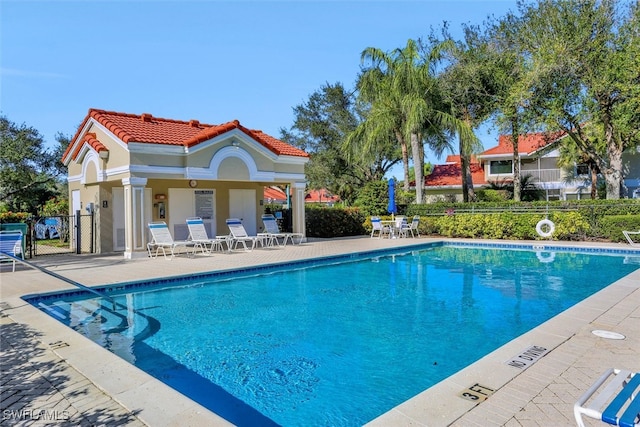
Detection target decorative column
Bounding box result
[291,181,306,240]
[122,177,149,259]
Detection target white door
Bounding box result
[112,188,125,251]
[229,189,257,235]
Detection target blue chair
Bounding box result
[574,368,640,427]
[0,231,24,272]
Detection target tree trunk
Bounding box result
[590,161,598,199]
[510,118,521,202]
[603,146,623,199]
[396,130,410,192]
[604,118,623,199]
[459,134,475,203]
[411,132,424,204]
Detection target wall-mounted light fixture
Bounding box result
[231,141,240,148]
[155,194,166,200]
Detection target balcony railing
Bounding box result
[520,168,562,183]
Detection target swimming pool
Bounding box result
[26,242,640,426]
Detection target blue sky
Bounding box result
[1,0,518,174]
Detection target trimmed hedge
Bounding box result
[308,201,640,241]
[0,212,29,223]
[305,206,366,238]
[407,199,640,239]
[426,211,590,241]
[597,214,640,242]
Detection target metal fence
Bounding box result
[26,212,95,257]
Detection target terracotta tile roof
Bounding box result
[68,133,108,161]
[444,154,478,163]
[424,162,487,187]
[63,108,308,160]
[480,132,564,157]
[304,189,340,203]
[264,186,287,202]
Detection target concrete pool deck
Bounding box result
[1,237,639,426]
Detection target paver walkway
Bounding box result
[1,314,145,426]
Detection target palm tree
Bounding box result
[354,47,411,191]
[354,39,471,203]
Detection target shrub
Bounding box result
[0,212,30,223]
[597,214,640,242]
[476,189,509,202]
[353,180,389,217]
[305,206,366,238]
[426,211,589,241]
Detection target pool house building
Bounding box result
[62,109,309,258]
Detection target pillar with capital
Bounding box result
[290,181,306,241]
[122,177,151,259]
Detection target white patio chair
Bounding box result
[402,215,421,238]
[147,222,195,259]
[574,368,639,427]
[225,218,261,251]
[394,216,408,238]
[186,217,226,254]
[261,214,303,246]
[371,216,391,238]
[623,230,640,247]
[0,230,24,272]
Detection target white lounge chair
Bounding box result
[371,216,391,238]
[574,368,639,427]
[225,218,261,251]
[186,217,226,254]
[623,230,640,247]
[147,222,195,259]
[0,230,24,272]
[261,214,303,246]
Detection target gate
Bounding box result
[30,212,95,257]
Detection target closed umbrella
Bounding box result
[387,178,397,220]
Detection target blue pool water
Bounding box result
[27,243,640,426]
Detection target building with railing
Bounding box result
[423,132,640,202]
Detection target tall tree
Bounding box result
[516,0,640,199]
[280,82,395,204]
[0,116,64,213]
[355,45,412,191]
[488,11,537,202]
[439,24,497,202]
[356,39,469,203]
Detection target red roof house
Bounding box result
[62,108,309,257]
[421,131,567,201]
[305,189,340,205]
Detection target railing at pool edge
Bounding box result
[0,251,117,310]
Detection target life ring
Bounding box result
[536,219,555,238]
[536,251,556,263]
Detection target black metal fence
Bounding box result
[21,212,95,258]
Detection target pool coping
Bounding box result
[2,237,639,426]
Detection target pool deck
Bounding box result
[1,236,639,426]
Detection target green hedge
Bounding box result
[597,214,640,242]
[407,199,640,239]
[0,212,30,223]
[305,206,366,238]
[308,202,639,242]
[426,211,590,241]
